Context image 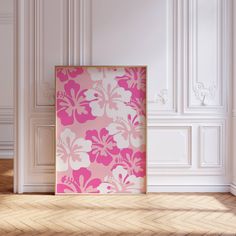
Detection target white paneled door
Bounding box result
[14,0,232,193]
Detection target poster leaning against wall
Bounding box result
[55,66,147,194]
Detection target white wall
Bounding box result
[14,0,233,193]
[0,0,14,158]
[231,0,236,196]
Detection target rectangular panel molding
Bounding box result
[29,118,55,174]
[199,125,223,168]
[147,0,177,115]
[91,0,178,115]
[148,126,192,168]
[35,126,55,167]
[183,0,228,113]
[33,0,69,109]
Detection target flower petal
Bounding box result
[73,138,92,152]
[112,166,128,183]
[56,154,68,172]
[69,152,91,170]
[97,182,114,194]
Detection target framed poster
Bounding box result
[55,66,147,194]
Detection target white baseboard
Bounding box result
[23,184,54,193]
[148,185,230,193]
[0,150,14,158]
[22,184,231,194]
[0,140,14,157]
[230,184,236,196]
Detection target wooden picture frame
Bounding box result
[55,66,147,194]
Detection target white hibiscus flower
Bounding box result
[56,128,92,171]
[106,110,146,149]
[87,67,125,81]
[98,166,144,193]
[85,78,132,118]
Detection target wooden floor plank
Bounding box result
[0,160,236,235]
[0,159,13,193]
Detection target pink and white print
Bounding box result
[56,66,146,194]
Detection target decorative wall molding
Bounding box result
[32,0,69,110]
[0,13,13,24]
[23,184,54,193]
[0,10,14,156]
[35,125,55,167]
[148,168,225,176]
[0,153,14,159]
[22,184,231,193]
[148,0,177,115]
[199,125,223,168]
[14,0,232,193]
[39,82,55,105]
[29,118,55,176]
[147,119,226,177]
[230,184,236,196]
[154,89,168,105]
[183,0,228,114]
[77,0,92,65]
[148,125,192,168]
[194,82,217,106]
[0,107,14,122]
[0,141,14,157]
[0,141,14,150]
[0,108,14,155]
[148,184,230,193]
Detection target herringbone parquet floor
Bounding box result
[0,159,13,193]
[0,160,236,235]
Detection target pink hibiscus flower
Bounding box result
[116,67,146,97]
[113,148,146,177]
[126,96,146,116]
[85,128,120,166]
[57,168,101,193]
[57,80,95,126]
[56,67,83,82]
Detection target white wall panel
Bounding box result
[26,117,55,186]
[184,0,226,113]
[91,0,177,114]
[0,0,14,157]
[0,25,13,108]
[14,0,232,192]
[149,126,191,167]
[36,126,55,167]
[199,125,223,168]
[29,118,55,173]
[34,0,68,108]
[19,0,69,189]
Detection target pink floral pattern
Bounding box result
[57,80,95,126]
[57,168,101,193]
[98,166,144,193]
[56,67,84,82]
[116,67,146,97]
[85,79,132,118]
[56,128,91,172]
[56,66,146,194]
[106,110,146,149]
[113,148,145,177]
[126,96,146,116]
[85,128,120,166]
